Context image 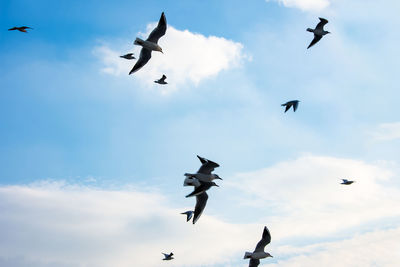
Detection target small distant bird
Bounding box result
[307,18,330,49]
[8,26,33,33]
[120,53,135,60]
[244,226,273,267]
[341,179,355,185]
[162,252,174,261]
[184,155,222,185]
[154,74,168,84]
[181,211,194,222]
[281,100,299,112]
[129,12,167,74]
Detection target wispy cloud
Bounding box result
[94,25,248,94]
[369,122,400,141]
[266,0,330,12]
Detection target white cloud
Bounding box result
[370,122,400,141]
[266,0,331,11]
[1,155,400,266]
[94,25,247,93]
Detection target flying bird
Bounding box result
[341,179,355,185]
[154,74,168,84]
[307,18,330,49]
[244,226,273,267]
[162,252,174,260]
[120,53,135,60]
[185,181,219,198]
[181,211,194,222]
[184,155,222,185]
[185,181,218,224]
[129,12,167,74]
[281,100,299,112]
[8,26,33,33]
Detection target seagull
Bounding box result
[185,181,219,224]
[162,252,174,261]
[120,53,135,60]
[307,18,330,49]
[129,12,167,74]
[185,181,219,198]
[244,226,273,267]
[341,179,355,185]
[281,100,299,112]
[181,211,194,222]
[184,155,222,185]
[8,26,33,33]
[154,74,168,84]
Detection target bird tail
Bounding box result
[307,28,314,32]
[244,252,253,259]
[183,177,200,187]
[134,37,145,46]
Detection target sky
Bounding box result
[1,0,400,266]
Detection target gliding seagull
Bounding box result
[307,17,330,49]
[244,226,273,267]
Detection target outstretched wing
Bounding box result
[293,101,299,112]
[307,34,322,49]
[197,155,220,175]
[129,48,151,74]
[249,258,260,267]
[147,12,167,43]
[316,18,328,31]
[193,192,208,224]
[160,75,167,82]
[254,226,272,252]
[284,104,291,113]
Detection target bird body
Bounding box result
[129,12,167,74]
[184,172,220,183]
[184,155,222,183]
[154,74,168,84]
[120,53,135,60]
[341,179,355,185]
[162,252,174,260]
[307,18,330,49]
[244,226,273,267]
[281,100,299,112]
[181,211,194,222]
[8,26,32,33]
[185,181,218,198]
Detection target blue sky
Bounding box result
[1,0,400,266]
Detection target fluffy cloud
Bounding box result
[266,0,331,11]
[369,122,400,141]
[94,25,247,93]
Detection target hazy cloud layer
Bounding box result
[1,155,399,266]
[370,122,400,141]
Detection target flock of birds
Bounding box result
[8,11,357,267]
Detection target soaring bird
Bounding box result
[120,53,135,60]
[181,211,194,222]
[185,181,219,224]
[341,179,355,185]
[162,252,174,261]
[184,155,222,185]
[129,12,167,74]
[307,18,330,49]
[281,100,299,112]
[154,74,168,84]
[8,26,33,33]
[244,226,273,267]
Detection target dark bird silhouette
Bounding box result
[307,18,330,49]
[129,12,167,74]
[184,155,222,186]
[162,252,174,260]
[281,100,299,112]
[185,181,218,198]
[8,26,33,33]
[120,53,135,60]
[341,179,355,185]
[244,226,273,267]
[181,211,194,222]
[154,74,168,84]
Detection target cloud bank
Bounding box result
[266,0,331,11]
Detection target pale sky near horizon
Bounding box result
[1,0,400,266]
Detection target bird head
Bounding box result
[156,45,164,53]
[266,253,273,258]
[212,182,219,187]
